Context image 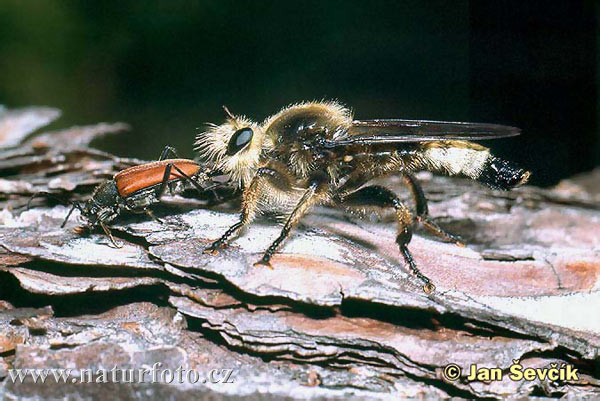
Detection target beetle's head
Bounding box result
[61,180,120,229]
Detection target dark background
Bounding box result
[0,1,597,186]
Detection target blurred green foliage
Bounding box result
[0,1,597,185]
[0,0,469,159]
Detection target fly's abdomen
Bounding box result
[416,141,530,189]
[476,156,530,189]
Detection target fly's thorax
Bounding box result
[194,116,267,188]
[255,184,306,216]
[262,101,353,178]
[194,101,353,188]
[262,101,353,143]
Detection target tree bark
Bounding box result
[1,106,599,400]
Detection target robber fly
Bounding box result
[194,101,530,293]
[61,146,213,246]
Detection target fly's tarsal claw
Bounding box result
[203,247,220,256]
[253,259,274,270]
[423,282,436,294]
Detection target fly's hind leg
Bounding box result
[254,172,329,268]
[204,165,292,256]
[336,185,435,294]
[403,173,464,247]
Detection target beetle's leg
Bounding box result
[254,172,329,268]
[144,208,164,224]
[204,165,292,255]
[129,206,187,229]
[61,203,79,228]
[335,185,435,294]
[158,147,178,195]
[155,163,175,200]
[156,163,209,200]
[171,164,210,194]
[100,222,122,248]
[403,173,464,247]
[157,147,180,196]
[61,202,83,228]
[158,145,178,161]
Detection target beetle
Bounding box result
[62,146,213,246]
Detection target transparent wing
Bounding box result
[322,119,520,148]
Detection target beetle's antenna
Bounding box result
[222,105,236,120]
[61,201,83,228]
[26,192,42,210]
[26,191,59,210]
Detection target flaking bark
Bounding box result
[0,106,599,400]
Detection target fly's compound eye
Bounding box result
[226,127,253,155]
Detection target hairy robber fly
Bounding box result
[194,101,530,293]
[62,146,213,246]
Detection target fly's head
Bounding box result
[194,108,269,188]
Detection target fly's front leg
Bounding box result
[336,185,435,294]
[204,166,291,256]
[254,172,329,268]
[403,173,464,247]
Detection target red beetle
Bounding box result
[62,146,212,246]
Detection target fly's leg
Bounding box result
[254,173,329,268]
[100,222,122,248]
[336,185,435,294]
[204,166,292,255]
[403,173,464,247]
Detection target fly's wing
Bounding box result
[322,119,520,148]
